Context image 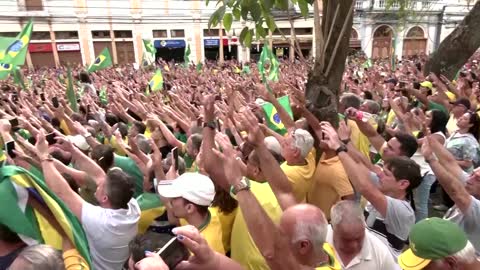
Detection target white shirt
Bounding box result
[82,198,141,270]
[326,226,400,270]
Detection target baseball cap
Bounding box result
[451,97,471,110]
[66,135,90,151]
[398,217,469,270]
[157,173,215,206]
[420,81,433,90]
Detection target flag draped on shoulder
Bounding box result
[0,20,33,66]
[136,193,165,234]
[147,69,163,95]
[262,95,293,135]
[66,67,78,112]
[0,165,92,268]
[258,45,280,82]
[88,47,112,73]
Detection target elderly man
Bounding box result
[398,218,479,270]
[327,201,398,270]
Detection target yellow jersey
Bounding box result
[180,209,225,255]
[315,243,342,270]
[210,206,237,253]
[231,180,283,270]
[280,150,316,202]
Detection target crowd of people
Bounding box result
[0,52,480,270]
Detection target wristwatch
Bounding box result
[341,138,351,145]
[335,144,348,155]
[203,121,217,130]
[230,177,251,196]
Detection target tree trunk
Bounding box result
[424,1,480,79]
[306,0,354,126]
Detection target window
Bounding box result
[0,32,19,37]
[355,0,364,9]
[24,0,43,11]
[377,0,385,8]
[272,28,291,35]
[171,29,185,38]
[203,29,226,37]
[92,31,111,38]
[295,28,313,35]
[31,31,50,40]
[422,0,432,8]
[153,30,168,38]
[55,31,78,39]
[114,30,133,38]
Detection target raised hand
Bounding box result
[320,122,342,151]
[239,110,264,147]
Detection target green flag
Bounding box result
[0,63,13,80]
[99,86,108,105]
[183,44,191,67]
[12,66,26,90]
[258,45,280,82]
[0,20,33,66]
[142,39,156,66]
[362,58,372,69]
[262,95,293,135]
[66,67,78,112]
[137,193,165,233]
[0,165,92,268]
[196,62,203,73]
[148,69,163,92]
[88,47,112,73]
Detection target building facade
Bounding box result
[0,0,473,68]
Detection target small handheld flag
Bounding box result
[66,67,78,112]
[258,45,280,82]
[183,44,191,67]
[99,86,108,105]
[148,69,164,92]
[88,47,112,73]
[142,39,156,66]
[262,95,293,135]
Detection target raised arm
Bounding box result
[428,133,464,180]
[321,122,388,216]
[258,84,296,130]
[345,107,386,153]
[422,137,472,213]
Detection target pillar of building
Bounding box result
[131,0,143,65]
[49,22,60,67]
[74,0,91,65]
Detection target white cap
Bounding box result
[66,135,90,151]
[157,173,215,206]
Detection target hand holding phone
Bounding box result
[52,97,59,108]
[46,132,57,145]
[5,141,16,159]
[156,237,190,269]
[172,147,179,172]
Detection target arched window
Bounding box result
[351,29,359,39]
[373,25,393,38]
[406,26,425,38]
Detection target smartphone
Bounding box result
[46,132,56,145]
[172,147,179,172]
[52,97,59,108]
[157,237,190,269]
[9,118,19,130]
[216,119,221,131]
[5,141,16,158]
[40,93,45,101]
[126,108,142,122]
[12,94,18,102]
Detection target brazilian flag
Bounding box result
[183,44,191,67]
[262,95,293,135]
[258,44,280,82]
[0,165,92,268]
[137,193,165,234]
[66,67,78,112]
[0,63,13,80]
[148,69,163,93]
[0,20,33,66]
[88,47,112,73]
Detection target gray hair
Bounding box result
[363,100,381,115]
[340,93,362,109]
[162,153,186,175]
[136,134,152,154]
[330,200,366,228]
[292,129,314,159]
[291,220,328,256]
[451,241,477,264]
[11,244,64,270]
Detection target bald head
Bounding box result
[280,204,328,255]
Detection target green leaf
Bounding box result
[265,15,277,32]
[275,0,289,10]
[255,23,266,39]
[244,29,253,48]
[250,2,262,21]
[208,12,220,28]
[264,0,274,10]
[239,26,249,43]
[218,5,226,18]
[223,13,233,31]
[298,0,309,18]
[240,0,250,20]
[232,7,241,20]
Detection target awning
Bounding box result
[204,38,239,48]
[154,39,186,49]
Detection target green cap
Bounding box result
[398,217,468,270]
